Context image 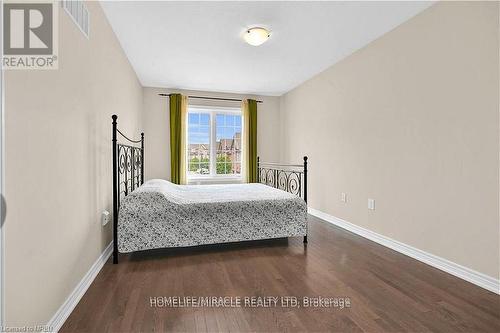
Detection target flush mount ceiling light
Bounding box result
[243,27,270,46]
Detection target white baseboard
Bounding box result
[47,242,113,332]
[308,208,500,295]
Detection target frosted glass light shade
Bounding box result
[243,27,270,46]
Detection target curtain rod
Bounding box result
[158,93,263,103]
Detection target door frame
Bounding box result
[1,0,6,326]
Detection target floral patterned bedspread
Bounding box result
[118,179,307,253]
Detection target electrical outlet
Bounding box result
[102,210,110,226]
[341,192,347,203]
[368,199,375,210]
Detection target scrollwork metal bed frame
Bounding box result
[112,115,144,264]
[257,156,308,243]
[112,115,308,264]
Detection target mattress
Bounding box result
[118,179,307,252]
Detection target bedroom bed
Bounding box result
[112,115,308,264]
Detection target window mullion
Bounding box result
[210,112,216,177]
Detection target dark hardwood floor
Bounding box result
[61,215,500,332]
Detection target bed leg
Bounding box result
[303,235,308,243]
[113,249,118,264]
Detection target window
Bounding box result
[187,106,242,179]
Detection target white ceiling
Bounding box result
[101,1,433,96]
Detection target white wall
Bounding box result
[142,87,281,182]
[280,1,499,278]
[4,1,143,325]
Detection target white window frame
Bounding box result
[187,105,243,182]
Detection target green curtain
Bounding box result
[245,99,258,183]
[169,94,187,184]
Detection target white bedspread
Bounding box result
[138,179,303,203]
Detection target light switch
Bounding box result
[341,192,347,203]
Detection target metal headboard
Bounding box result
[258,156,308,243]
[257,156,308,204]
[112,114,144,264]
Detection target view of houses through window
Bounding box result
[187,107,242,178]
